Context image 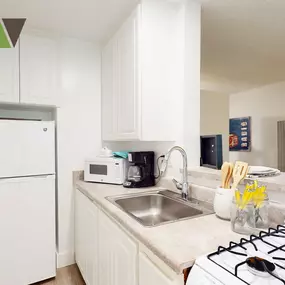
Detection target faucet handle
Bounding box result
[172,178,182,190]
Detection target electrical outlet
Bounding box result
[167,160,173,168]
[160,159,167,173]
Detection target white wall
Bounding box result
[229,81,285,168]
[104,141,175,176]
[56,38,101,267]
[200,90,229,162]
[182,0,201,167]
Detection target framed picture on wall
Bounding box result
[229,117,251,152]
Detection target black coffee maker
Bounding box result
[123,151,155,188]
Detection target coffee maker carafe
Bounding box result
[123,151,155,188]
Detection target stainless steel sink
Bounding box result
[106,190,214,227]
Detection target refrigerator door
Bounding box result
[0,120,55,178]
[0,175,56,285]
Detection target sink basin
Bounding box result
[106,190,214,227]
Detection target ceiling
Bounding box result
[0,0,138,42]
[201,0,285,93]
[1,0,284,93]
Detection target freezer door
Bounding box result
[0,175,56,284]
[0,120,55,178]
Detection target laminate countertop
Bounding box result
[75,180,246,274]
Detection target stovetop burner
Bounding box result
[246,256,276,277]
[207,225,285,284]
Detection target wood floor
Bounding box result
[35,265,85,285]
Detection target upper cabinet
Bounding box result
[0,44,20,103]
[20,34,58,106]
[102,38,116,140]
[116,8,140,140]
[102,9,140,140]
[102,2,182,141]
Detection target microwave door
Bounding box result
[89,164,108,176]
[84,159,125,185]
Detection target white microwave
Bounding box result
[84,157,127,185]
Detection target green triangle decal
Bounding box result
[0,23,11,48]
[3,18,26,47]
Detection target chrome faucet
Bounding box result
[163,146,189,201]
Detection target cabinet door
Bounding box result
[85,204,98,285]
[102,39,117,140]
[0,44,19,103]
[116,8,140,140]
[99,210,137,285]
[75,190,87,279]
[75,189,98,285]
[20,34,58,106]
[139,252,173,285]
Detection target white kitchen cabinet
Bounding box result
[75,190,98,285]
[0,44,19,103]
[102,8,140,140]
[102,38,116,140]
[139,252,175,285]
[75,190,86,277]
[102,2,182,141]
[98,210,137,285]
[75,188,183,285]
[20,33,58,106]
[76,189,137,285]
[116,8,140,140]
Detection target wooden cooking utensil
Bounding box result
[221,162,230,188]
[225,163,234,189]
[231,161,249,190]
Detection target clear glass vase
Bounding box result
[231,194,270,234]
[231,198,256,235]
[250,194,269,230]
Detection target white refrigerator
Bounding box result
[0,120,56,285]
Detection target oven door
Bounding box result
[187,265,224,285]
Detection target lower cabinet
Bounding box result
[139,252,173,285]
[75,188,183,285]
[98,209,137,285]
[75,190,98,285]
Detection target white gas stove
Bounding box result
[187,225,285,285]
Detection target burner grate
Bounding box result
[207,225,285,284]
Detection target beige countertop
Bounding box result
[75,180,246,274]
